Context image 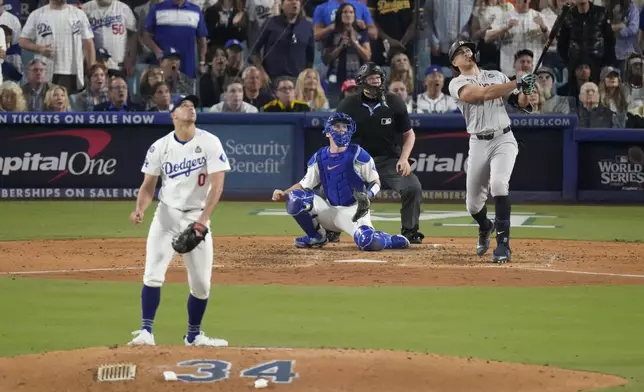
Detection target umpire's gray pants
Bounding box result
[374,156,423,231]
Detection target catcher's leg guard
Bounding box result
[286,189,325,239]
[377,231,410,249]
[353,225,386,251]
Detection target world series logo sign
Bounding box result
[597,146,644,191]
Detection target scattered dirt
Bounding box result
[0,346,627,392]
[0,236,641,391]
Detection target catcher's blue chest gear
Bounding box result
[312,144,371,207]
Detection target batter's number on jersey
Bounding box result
[174,359,297,383]
[198,173,206,186]
[111,23,125,35]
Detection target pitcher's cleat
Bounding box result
[477,219,495,256]
[184,331,228,347]
[491,243,512,263]
[128,329,155,346]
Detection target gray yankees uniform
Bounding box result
[448,70,519,215]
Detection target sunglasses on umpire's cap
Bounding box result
[171,95,200,112]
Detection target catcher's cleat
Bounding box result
[184,331,228,347]
[402,228,425,244]
[128,329,155,346]
[326,231,341,243]
[390,234,410,249]
[294,234,328,248]
[477,219,495,256]
[491,243,512,264]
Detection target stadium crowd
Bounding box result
[1,0,644,128]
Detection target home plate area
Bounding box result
[0,346,626,392]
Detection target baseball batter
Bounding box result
[271,112,410,251]
[447,40,535,263]
[127,94,230,347]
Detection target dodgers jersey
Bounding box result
[83,0,136,70]
[300,145,379,207]
[142,129,231,211]
[448,70,512,134]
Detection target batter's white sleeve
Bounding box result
[299,165,320,189]
[79,12,94,40]
[449,77,470,100]
[356,158,379,183]
[141,142,162,176]
[206,137,232,173]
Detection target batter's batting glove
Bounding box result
[172,222,209,254]
[518,73,537,95]
[352,189,371,222]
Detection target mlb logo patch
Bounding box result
[381,118,392,125]
[219,153,227,163]
[195,146,202,153]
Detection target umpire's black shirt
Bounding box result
[336,92,412,158]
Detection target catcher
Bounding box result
[272,112,410,251]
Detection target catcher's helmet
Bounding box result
[356,62,387,97]
[448,40,478,71]
[323,112,356,147]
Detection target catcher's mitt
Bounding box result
[352,189,371,222]
[172,222,209,254]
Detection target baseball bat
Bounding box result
[533,4,571,73]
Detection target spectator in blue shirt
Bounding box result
[94,75,144,111]
[312,0,377,41]
[251,0,314,81]
[142,0,208,79]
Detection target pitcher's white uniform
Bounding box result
[448,70,519,214]
[299,152,378,236]
[141,128,230,299]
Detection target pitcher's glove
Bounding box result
[352,189,371,222]
[518,73,536,95]
[172,222,209,254]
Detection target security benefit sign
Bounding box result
[0,127,159,197]
[578,143,644,191]
[200,125,294,190]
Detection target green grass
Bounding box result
[1,201,643,242]
[1,201,644,391]
[0,278,642,391]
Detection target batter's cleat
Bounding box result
[128,329,155,346]
[184,331,229,347]
[326,231,341,243]
[402,229,425,244]
[294,234,328,248]
[390,234,410,249]
[491,243,512,264]
[476,220,495,256]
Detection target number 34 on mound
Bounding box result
[173,359,298,383]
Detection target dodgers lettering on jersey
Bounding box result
[142,129,231,211]
[299,145,379,207]
[83,0,136,70]
[448,69,512,134]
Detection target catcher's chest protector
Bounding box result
[317,145,364,207]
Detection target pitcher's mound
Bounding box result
[0,346,626,392]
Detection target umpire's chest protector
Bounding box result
[316,145,367,207]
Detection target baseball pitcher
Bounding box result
[127,94,230,347]
[447,40,534,263]
[272,112,410,251]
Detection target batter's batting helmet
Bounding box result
[448,40,478,71]
[323,112,356,147]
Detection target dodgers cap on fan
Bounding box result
[162,47,181,60]
[424,65,443,76]
[171,95,200,112]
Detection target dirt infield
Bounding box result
[0,236,641,391]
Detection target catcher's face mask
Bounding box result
[327,121,353,147]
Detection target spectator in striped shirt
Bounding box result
[0,0,22,74]
[142,0,208,79]
[19,0,96,94]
